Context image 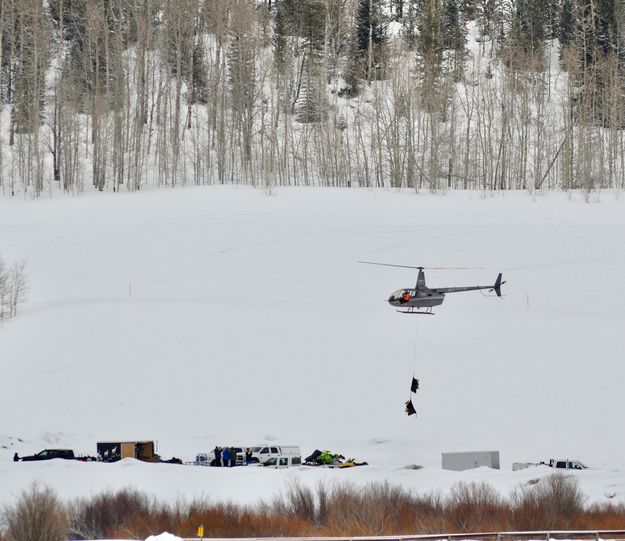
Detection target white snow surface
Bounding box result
[1,187,624,507]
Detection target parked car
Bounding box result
[20,449,75,461]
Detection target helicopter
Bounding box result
[359,262,505,315]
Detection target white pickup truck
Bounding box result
[250,445,301,465]
[512,458,588,471]
[549,458,587,470]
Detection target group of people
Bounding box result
[211,446,253,467]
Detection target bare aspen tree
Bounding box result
[163,0,195,186]
[0,256,8,320]
[205,0,230,184]
[228,0,259,184]
[0,255,27,320]
[294,1,326,125]
[9,259,27,317]
[3,0,50,196]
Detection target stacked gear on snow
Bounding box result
[337,458,368,468]
[304,449,322,463]
[316,449,344,464]
[304,449,366,467]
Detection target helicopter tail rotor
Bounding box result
[491,273,505,297]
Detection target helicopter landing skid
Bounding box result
[396,308,435,315]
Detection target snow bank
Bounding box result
[145,534,182,541]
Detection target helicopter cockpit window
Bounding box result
[392,290,410,299]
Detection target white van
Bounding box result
[250,445,301,464]
[262,455,302,468]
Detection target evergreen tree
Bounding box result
[558,0,576,49]
[51,0,133,110]
[441,0,467,78]
[279,0,299,32]
[48,0,86,41]
[475,0,504,46]
[325,0,350,83]
[544,0,559,40]
[2,0,51,133]
[576,0,624,70]
[294,0,326,122]
[417,0,444,71]
[515,0,547,55]
[390,0,405,20]
[401,0,421,50]
[417,0,445,109]
[272,0,289,73]
[354,0,388,81]
[573,0,625,126]
[459,0,477,20]
[189,41,209,105]
[228,1,258,168]
[504,0,546,69]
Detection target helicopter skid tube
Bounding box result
[396,309,435,315]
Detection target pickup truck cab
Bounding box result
[20,449,75,461]
[250,445,301,464]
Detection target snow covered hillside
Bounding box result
[1,187,624,505]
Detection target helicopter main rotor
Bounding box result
[358,261,484,270]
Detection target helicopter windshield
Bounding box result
[391,289,413,300]
[391,290,405,300]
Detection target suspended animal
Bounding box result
[405,399,416,416]
[406,377,419,416]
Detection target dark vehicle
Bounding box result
[20,449,75,461]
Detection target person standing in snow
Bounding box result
[228,447,236,467]
[245,448,252,465]
[214,446,222,467]
[222,446,230,467]
[13,452,19,462]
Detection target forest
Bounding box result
[0,0,624,196]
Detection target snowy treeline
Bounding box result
[0,255,26,320]
[0,0,624,196]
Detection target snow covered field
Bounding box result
[1,187,624,506]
